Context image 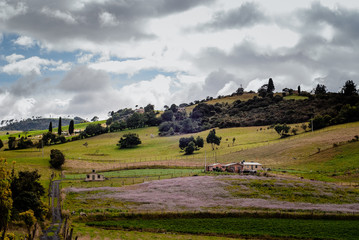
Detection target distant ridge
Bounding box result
[0,117,86,131]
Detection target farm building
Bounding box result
[85,170,105,181]
[206,161,262,173]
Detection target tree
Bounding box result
[298,85,301,95]
[341,80,358,96]
[185,141,195,155]
[236,87,244,95]
[267,78,275,93]
[19,210,37,240]
[68,120,74,135]
[206,129,221,150]
[7,137,16,150]
[48,122,52,133]
[195,136,204,148]
[314,84,327,95]
[274,124,291,138]
[126,113,145,129]
[11,170,46,221]
[0,139,3,149]
[144,104,154,113]
[106,117,113,126]
[91,116,99,122]
[0,160,13,240]
[232,137,236,146]
[179,136,195,150]
[58,117,62,135]
[84,123,107,136]
[169,104,178,113]
[117,133,141,149]
[258,84,268,98]
[110,121,127,132]
[49,149,65,169]
[161,110,174,122]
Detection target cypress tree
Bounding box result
[58,117,62,135]
[298,85,301,95]
[267,78,275,93]
[69,120,74,135]
[49,122,52,132]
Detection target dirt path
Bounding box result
[41,180,62,240]
[66,175,359,213]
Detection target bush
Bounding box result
[49,149,65,169]
[185,141,195,155]
[117,133,141,149]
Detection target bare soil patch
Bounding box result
[65,175,359,213]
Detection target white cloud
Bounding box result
[13,36,36,47]
[2,56,70,75]
[77,53,94,63]
[99,12,119,27]
[5,54,25,63]
[217,81,239,96]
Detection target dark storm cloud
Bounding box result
[1,0,215,46]
[59,66,110,92]
[197,2,267,31]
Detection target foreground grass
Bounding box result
[72,222,237,240]
[86,217,359,240]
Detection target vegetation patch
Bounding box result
[86,217,359,240]
[226,178,359,204]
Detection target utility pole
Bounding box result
[204,150,206,172]
[42,138,44,158]
[311,118,314,132]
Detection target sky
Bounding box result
[1,0,359,121]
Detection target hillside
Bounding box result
[0,117,86,131]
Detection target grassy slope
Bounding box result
[2,121,359,182]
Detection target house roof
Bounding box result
[243,162,262,165]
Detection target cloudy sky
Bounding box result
[1,0,359,121]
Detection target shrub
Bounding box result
[117,133,141,149]
[49,149,65,169]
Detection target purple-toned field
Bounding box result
[65,175,359,213]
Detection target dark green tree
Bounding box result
[48,122,52,133]
[274,124,291,137]
[258,84,268,98]
[195,136,204,148]
[117,133,141,149]
[91,116,99,122]
[106,117,113,126]
[0,139,3,149]
[298,85,301,95]
[0,160,13,240]
[7,137,16,150]
[161,110,174,122]
[84,123,107,136]
[10,170,46,221]
[110,121,127,132]
[185,141,195,155]
[126,113,145,129]
[58,117,62,135]
[179,136,195,150]
[341,80,358,96]
[68,120,74,135]
[314,84,327,95]
[267,78,275,93]
[206,129,221,150]
[49,149,65,169]
[144,104,154,113]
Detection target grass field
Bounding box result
[86,217,359,240]
[283,95,309,100]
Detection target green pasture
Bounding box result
[64,168,202,179]
[86,217,359,240]
[72,222,236,240]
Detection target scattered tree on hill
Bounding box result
[161,110,174,122]
[309,115,331,131]
[0,160,13,240]
[69,120,74,135]
[110,121,127,132]
[206,129,221,150]
[126,112,145,129]
[42,132,56,145]
[11,170,47,221]
[341,80,358,96]
[179,136,203,155]
[0,139,3,149]
[232,137,236,146]
[267,78,275,93]
[91,116,99,122]
[58,117,62,135]
[7,137,16,150]
[48,122,52,133]
[298,85,301,95]
[274,124,291,138]
[117,133,141,149]
[84,123,108,136]
[314,84,327,95]
[258,84,268,98]
[106,117,113,126]
[49,149,65,169]
[144,104,154,113]
[236,87,244,95]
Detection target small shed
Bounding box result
[85,170,105,181]
[241,161,262,172]
[206,163,224,172]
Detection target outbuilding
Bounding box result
[85,170,105,181]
